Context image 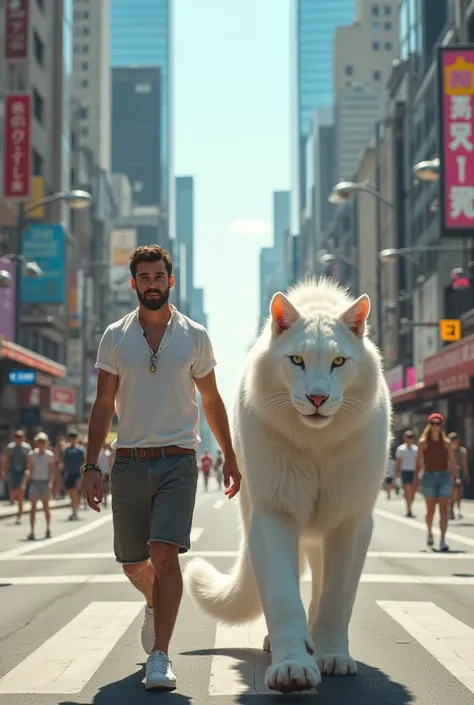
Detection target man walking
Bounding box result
[1,430,31,524]
[395,429,418,517]
[61,430,86,521]
[81,245,241,693]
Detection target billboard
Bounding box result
[438,45,474,237]
[0,257,16,341]
[4,0,29,61]
[51,386,76,416]
[2,93,31,199]
[21,223,66,303]
[109,229,136,288]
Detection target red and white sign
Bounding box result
[438,374,471,395]
[439,46,474,235]
[423,333,474,388]
[2,93,31,199]
[4,0,29,61]
[50,386,76,415]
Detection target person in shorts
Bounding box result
[61,430,86,521]
[448,432,470,520]
[395,430,418,517]
[22,432,55,540]
[80,245,241,692]
[1,430,31,524]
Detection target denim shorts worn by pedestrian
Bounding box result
[111,452,199,564]
[421,470,452,499]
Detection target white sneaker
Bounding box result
[145,650,177,691]
[440,539,449,552]
[141,605,155,655]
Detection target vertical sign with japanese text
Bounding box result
[2,93,31,199]
[4,0,29,61]
[438,45,474,237]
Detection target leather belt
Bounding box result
[115,445,195,459]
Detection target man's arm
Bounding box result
[195,370,234,459]
[0,447,9,478]
[85,370,118,466]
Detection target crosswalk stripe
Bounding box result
[2,573,474,586]
[0,601,143,693]
[374,508,474,548]
[209,616,271,695]
[377,601,474,695]
[190,527,204,542]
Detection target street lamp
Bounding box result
[413,157,440,182]
[328,180,395,209]
[8,189,93,343]
[379,244,465,264]
[319,252,357,268]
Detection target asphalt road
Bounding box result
[0,480,474,704]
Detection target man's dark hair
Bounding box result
[129,245,173,279]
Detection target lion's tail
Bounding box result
[184,538,262,625]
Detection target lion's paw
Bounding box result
[265,654,321,693]
[262,634,271,652]
[316,651,357,676]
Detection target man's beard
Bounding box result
[136,285,171,311]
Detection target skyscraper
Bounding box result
[292,0,355,229]
[111,0,172,215]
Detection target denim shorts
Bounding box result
[421,471,452,499]
[110,452,199,564]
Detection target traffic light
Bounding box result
[439,319,461,342]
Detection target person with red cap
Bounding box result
[414,413,458,551]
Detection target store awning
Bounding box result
[0,340,66,378]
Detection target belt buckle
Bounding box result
[134,448,147,460]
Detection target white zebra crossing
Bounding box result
[1,598,474,696]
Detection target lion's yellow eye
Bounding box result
[290,355,304,366]
[332,356,346,368]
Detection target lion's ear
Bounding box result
[270,293,300,335]
[340,295,371,337]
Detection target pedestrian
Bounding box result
[200,448,213,491]
[214,448,224,490]
[447,432,470,520]
[0,430,31,524]
[395,430,418,517]
[22,432,55,540]
[414,413,457,551]
[61,430,86,521]
[80,244,241,692]
[383,454,395,499]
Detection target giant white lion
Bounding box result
[185,277,392,694]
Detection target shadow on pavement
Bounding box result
[59,664,192,705]
[183,647,413,704]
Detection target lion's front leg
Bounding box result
[311,514,373,676]
[248,511,321,693]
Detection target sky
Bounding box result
[174,0,291,409]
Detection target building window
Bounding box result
[82,44,89,53]
[345,65,353,76]
[33,88,44,124]
[79,106,89,119]
[36,0,44,11]
[82,61,89,71]
[373,70,381,81]
[33,30,44,66]
[82,26,89,36]
[33,149,43,176]
[371,4,379,15]
[81,79,88,88]
[134,83,151,93]
[81,126,89,137]
[384,21,392,30]
[372,41,380,50]
[372,21,380,30]
[384,5,392,14]
[384,41,392,50]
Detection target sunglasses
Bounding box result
[429,421,441,426]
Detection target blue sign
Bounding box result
[9,370,37,385]
[21,223,66,303]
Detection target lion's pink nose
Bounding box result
[307,394,328,408]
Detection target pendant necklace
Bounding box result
[138,315,159,373]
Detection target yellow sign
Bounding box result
[444,56,474,96]
[439,319,461,342]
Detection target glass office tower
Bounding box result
[111,0,172,210]
[292,0,355,226]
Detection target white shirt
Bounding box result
[95,306,216,450]
[30,449,54,481]
[395,443,418,471]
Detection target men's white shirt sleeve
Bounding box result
[395,445,403,459]
[95,327,118,376]
[191,327,217,379]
